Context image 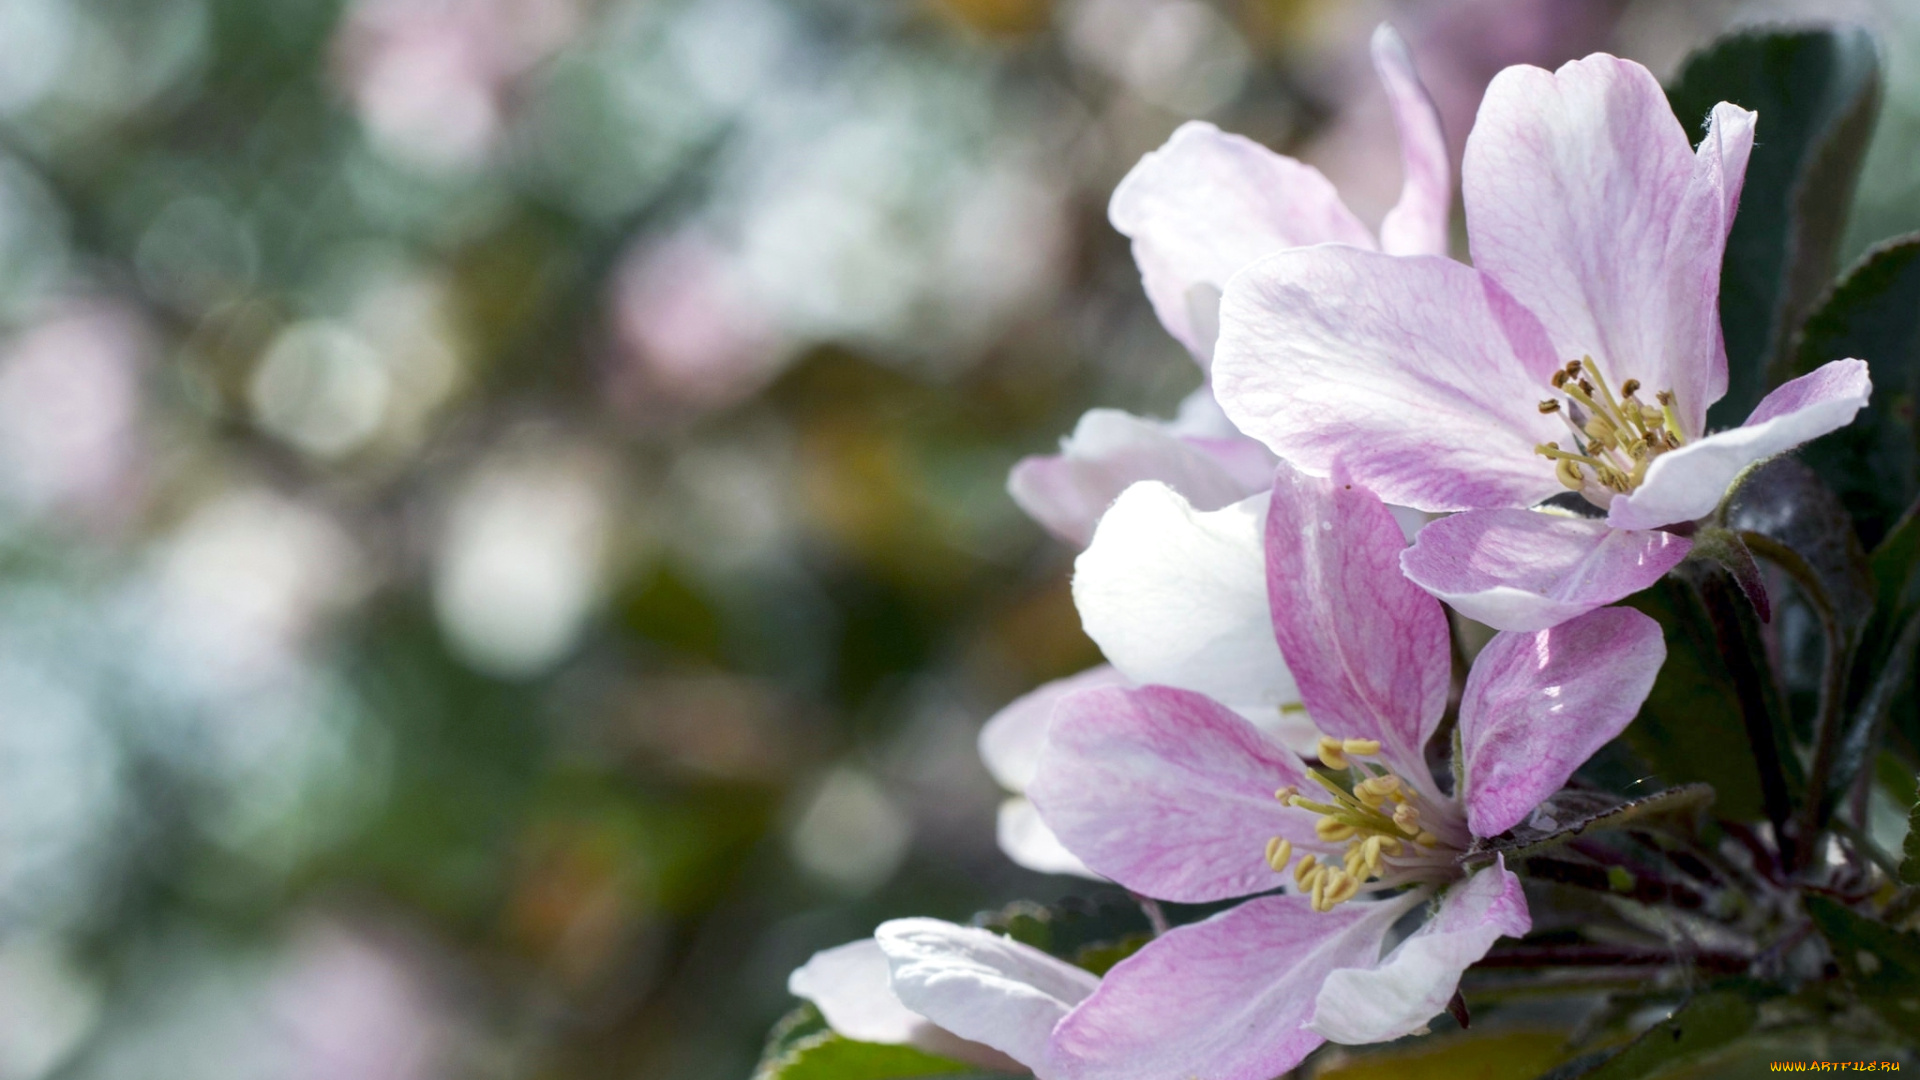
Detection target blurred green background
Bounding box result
[2,0,1918,1077]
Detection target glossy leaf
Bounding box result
[1666,26,1881,429]
[1790,237,1920,547]
[1312,1029,1570,1080]
[1623,573,1798,825]
[1903,776,1920,885]
[1725,458,1875,642]
[1573,990,1761,1080]
[1463,785,1714,868]
[1805,895,1920,1031]
[752,1028,984,1080]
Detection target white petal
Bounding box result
[1073,483,1299,718]
[1008,408,1264,547]
[879,918,1099,1074]
[1606,358,1872,530]
[788,939,935,1045]
[997,797,1100,879]
[1308,862,1529,1045]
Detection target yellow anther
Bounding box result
[1320,868,1361,910]
[1583,416,1617,445]
[1620,378,1641,398]
[1294,853,1319,886]
[1316,736,1348,770]
[1341,738,1381,758]
[1315,818,1358,843]
[1416,830,1440,848]
[1265,837,1292,873]
[1274,785,1299,804]
[1538,399,1561,414]
[1556,458,1586,490]
[1392,802,1421,832]
[1361,834,1388,874]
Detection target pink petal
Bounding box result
[878,918,1098,1074]
[979,665,1128,793]
[1008,408,1264,548]
[1213,246,1563,513]
[1606,358,1871,531]
[1049,892,1416,1080]
[1309,860,1529,1044]
[1026,685,1320,903]
[788,938,1023,1069]
[1464,55,1755,437]
[1265,462,1451,786]
[1402,509,1691,631]
[1075,485,1302,724]
[1110,122,1377,361]
[1458,607,1666,838]
[997,797,1099,879]
[1372,25,1451,258]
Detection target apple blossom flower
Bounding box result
[1212,52,1871,631]
[1007,24,1444,549]
[898,462,1665,1078]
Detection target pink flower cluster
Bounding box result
[789,24,1870,1078]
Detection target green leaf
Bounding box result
[1666,26,1881,430]
[752,1028,986,1080]
[1463,784,1714,868]
[1805,894,1920,1030]
[1726,458,1876,642]
[1623,573,1798,824]
[1903,776,1920,885]
[973,894,1156,975]
[1573,990,1761,1080]
[1790,238,1920,547]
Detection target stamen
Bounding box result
[1273,785,1298,804]
[1265,837,1292,873]
[1294,853,1319,886]
[1341,738,1380,758]
[1316,736,1348,770]
[1315,818,1358,842]
[1533,356,1684,495]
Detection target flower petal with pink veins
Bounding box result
[1109,122,1377,362]
[878,918,1098,1076]
[1309,860,1529,1043]
[997,797,1099,879]
[1458,608,1666,838]
[1213,247,1563,513]
[1265,462,1451,787]
[1008,408,1265,548]
[1463,54,1754,437]
[1373,24,1452,259]
[979,665,1128,793]
[1402,509,1690,631]
[1028,685,1320,903]
[1048,892,1417,1080]
[1075,484,1301,720]
[1606,358,1871,531]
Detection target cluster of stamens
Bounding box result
[1533,356,1686,496]
[1263,737,1442,912]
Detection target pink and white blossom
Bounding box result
[915,463,1664,1078]
[1212,52,1870,631]
[1007,24,1443,548]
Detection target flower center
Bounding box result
[1532,356,1686,500]
[1262,737,1455,912]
